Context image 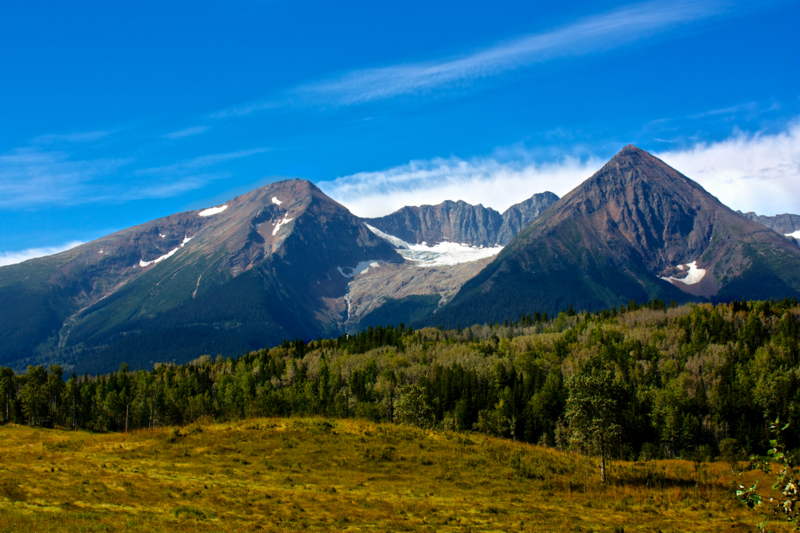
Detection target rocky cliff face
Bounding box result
[365,192,558,247]
[497,192,560,245]
[739,211,800,243]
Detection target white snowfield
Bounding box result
[198,205,228,217]
[365,224,502,267]
[786,230,800,240]
[337,261,382,278]
[272,214,294,236]
[272,197,283,205]
[138,236,193,268]
[660,260,706,285]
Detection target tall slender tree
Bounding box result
[565,354,623,482]
[0,367,15,423]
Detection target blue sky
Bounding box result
[1,0,799,263]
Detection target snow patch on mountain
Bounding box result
[272,197,283,205]
[338,261,382,278]
[272,214,294,236]
[366,224,502,266]
[364,224,410,249]
[661,260,706,285]
[786,230,800,240]
[138,236,193,268]
[198,205,228,217]
[401,242,503,267]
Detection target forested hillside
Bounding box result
[2,298,798,459]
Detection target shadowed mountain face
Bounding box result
[365,192,559,247]
[434,146,800,325]
[0,180,400,374]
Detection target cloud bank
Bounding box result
[657,120,800,216]
[321,120,800,218]
[0,241,84,267]
[320,156,603,217]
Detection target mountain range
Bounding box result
[738,211,800,241]
[1,146,798,374]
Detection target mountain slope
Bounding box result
[434,146,800,325]
[0,179,401,373]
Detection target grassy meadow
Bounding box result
[0,417,787,532]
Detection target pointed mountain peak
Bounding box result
[606,144,666,167]
[569,144,699,198]
[617,144,645,155]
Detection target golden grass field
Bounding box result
[0,418,788,532]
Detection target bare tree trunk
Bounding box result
[600,440,607,483]
[600,452,606,483]
[125,404,129,433]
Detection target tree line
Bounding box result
[1,298,798,464]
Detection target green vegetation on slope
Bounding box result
[3,299,799,462]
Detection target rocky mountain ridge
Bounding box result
[739,211,800,242]
[365,192,559,247]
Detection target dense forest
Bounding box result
[2,298,798,461]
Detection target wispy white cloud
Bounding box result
[686,101,762,120]
[163,125,209,139]
[321,118,800,218]
[136,147,269,175]
[210,100,281,120]
[0,145,269,207]
[0,241,84,267]
[0,149,133,207]
[33,130,112,144]
[644,100,782,132]
[124,174,228,200]
[215,0,724,116]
